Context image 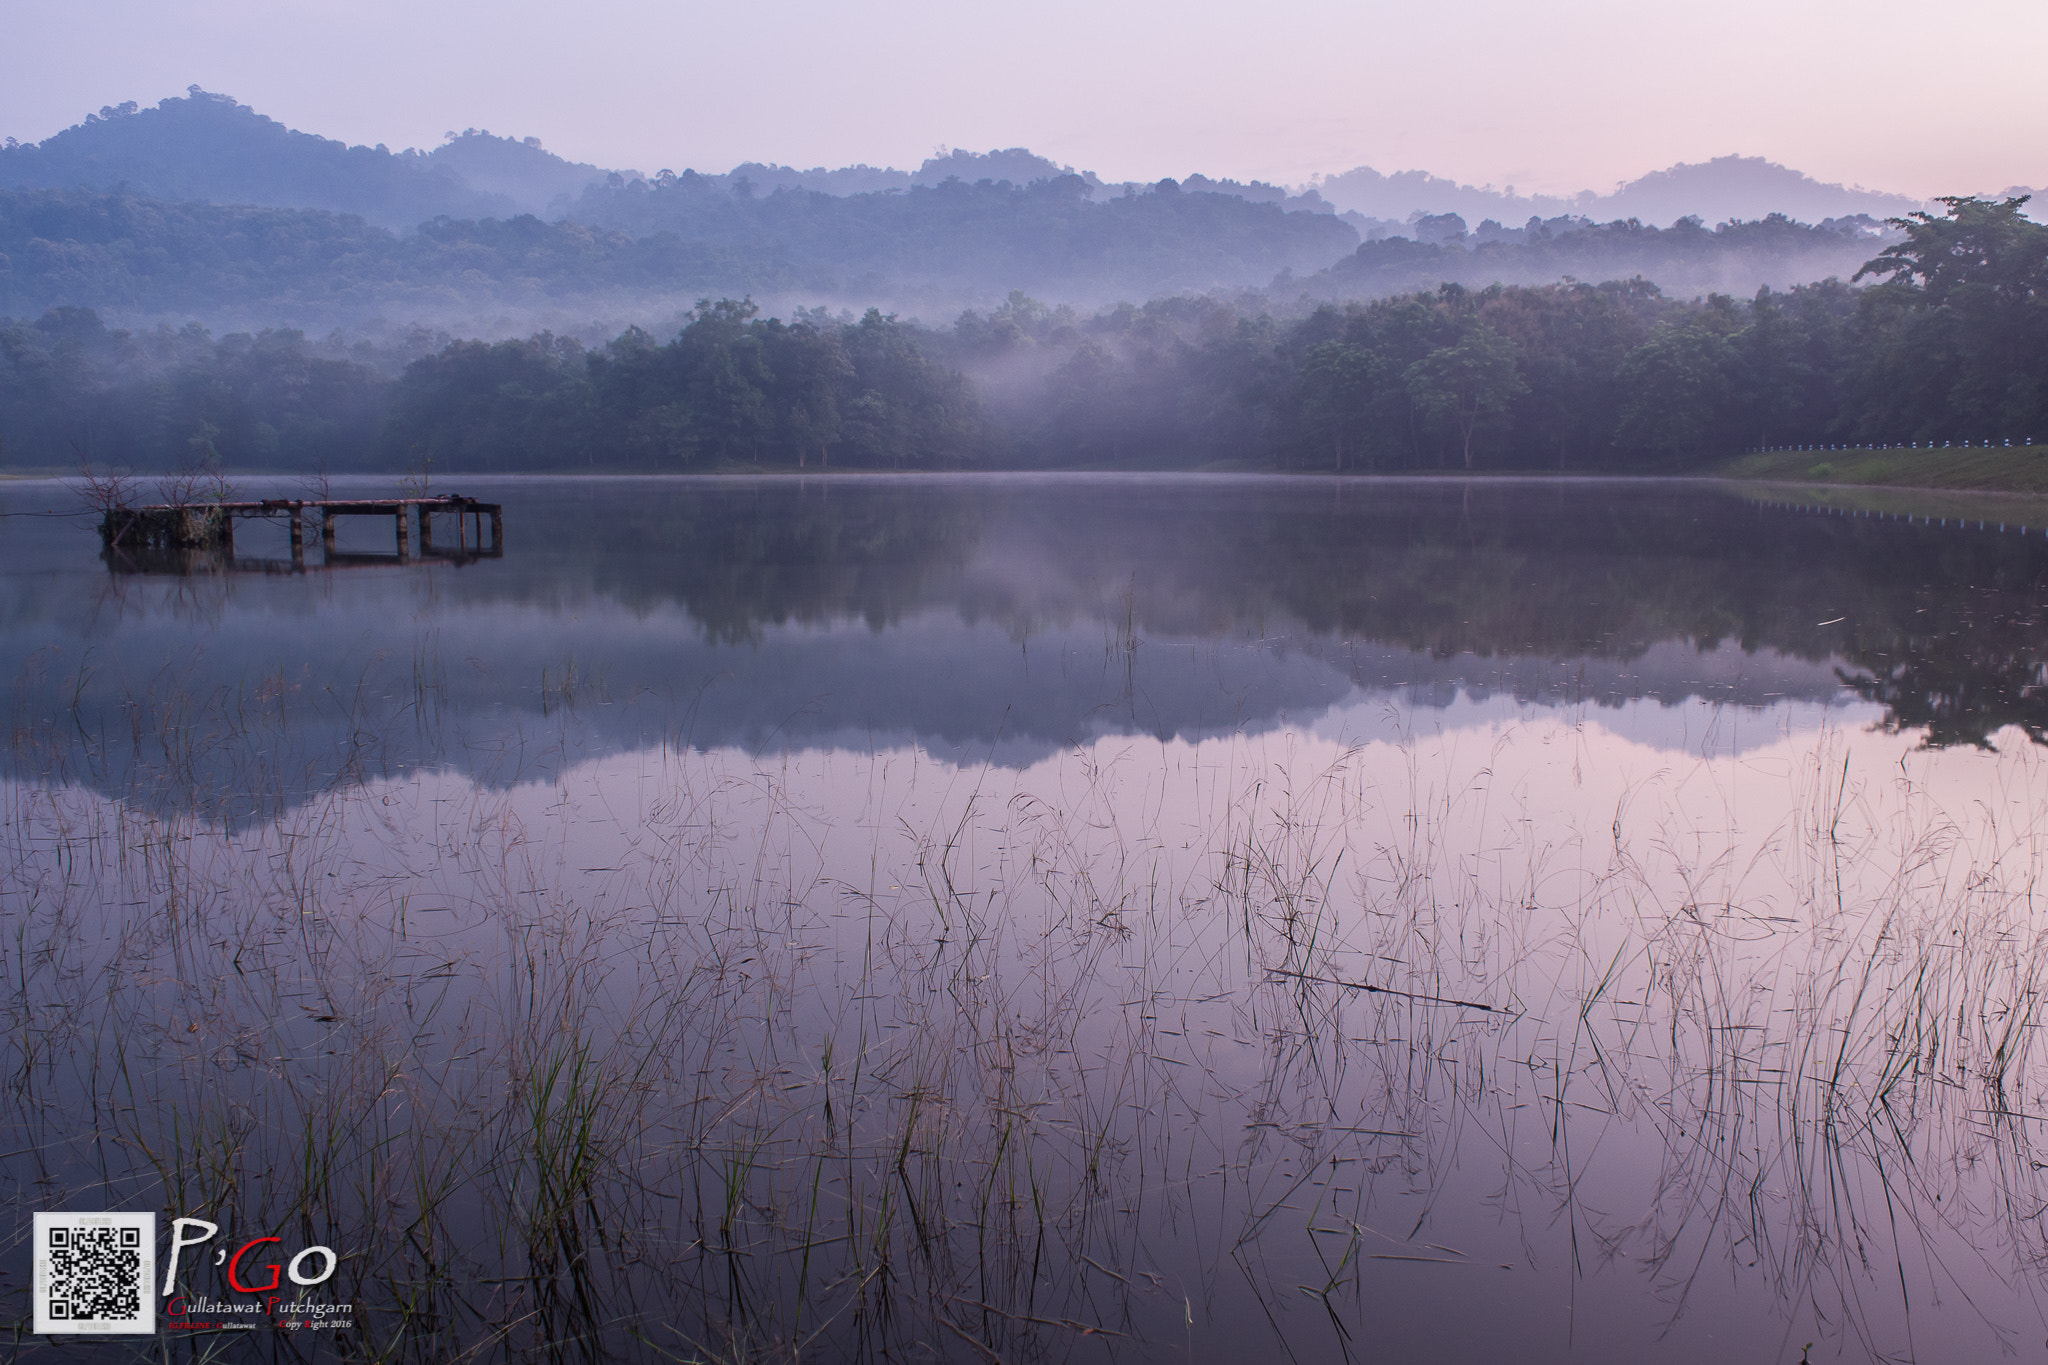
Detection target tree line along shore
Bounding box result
[1,197,2041,486]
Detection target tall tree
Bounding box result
[1851,196,2048,440]
[1403,324,1526,469]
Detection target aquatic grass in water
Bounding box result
[6,691,2048,1362]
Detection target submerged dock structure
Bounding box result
[99,494,503,573]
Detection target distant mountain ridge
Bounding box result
[0,90,2008,329]
[1,90,1969,236]
[0,89,526,228]
[427,129,609,217]
[0,93,1344,227]
[1311,155,1933,232]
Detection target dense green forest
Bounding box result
[3,197,2040,476]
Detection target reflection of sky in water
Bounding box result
[0,590,1873,803]
[1310,681,1875,758]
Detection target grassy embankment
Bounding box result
[1720,444,2048,493]
[1717,444,2048,520]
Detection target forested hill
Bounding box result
[0,90,526,228]
[1312,156,1926,231]
[0,191,802,325]
[0,185,1897,331]
[0,90,1924,328]
[528,174,1358,300]
[0,183,1359,327]
[0,91,1320,227]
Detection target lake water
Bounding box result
[5,473,2048,1362]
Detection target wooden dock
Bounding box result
[99,495,503,573]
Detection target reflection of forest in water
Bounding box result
[8,475,2048,780]
[532,475,2048,748]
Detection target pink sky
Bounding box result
[7,0,2041,197]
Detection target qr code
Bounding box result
[32,1212,155,1335]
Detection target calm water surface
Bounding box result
[5,474,2048,1363]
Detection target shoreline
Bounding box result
[1715,445,2048,496]
[11,456,2048,520]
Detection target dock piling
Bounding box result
[98,493,503,573]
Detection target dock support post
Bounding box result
[221,510,235,557]
[490,508,502,551]
[288,506,303,565]
[420,506,434,553]
[396,508,411,562]
[321,512,335,557]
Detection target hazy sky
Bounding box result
[8,0,2042,196]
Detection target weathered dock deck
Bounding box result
[99,494,503,573]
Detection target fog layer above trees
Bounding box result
[0,184,1885,335]
[4,198,2039,478]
